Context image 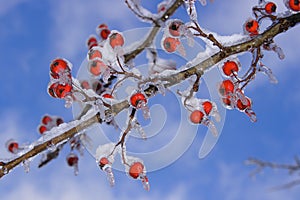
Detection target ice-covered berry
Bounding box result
[219,80,235,96]
[50,58,70,77]
[67,153,79,167]
[190,110,204,124]
[222,60,239,76]
[109,32,124,49]
[42,115,52,125]
[39,125,47,134]
[244,19,259,36]
[130,93,147,108]
[129,162,144,179]
[89,60,107,76]
[54,83,72,98]
[102,93,113,99]
[99,157,110,170]
[286,0,300,11]
[236,97,252,111]
[88,47,102,60]
[202,101,213,115]
[87,36,98,49]
[168,20,184,37]
[163,37,180,53]
[56,118,64,126]
[6,140,19,154]
[265,2,277,14]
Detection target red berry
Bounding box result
[169,21,183,37]
[288,0,300,11]
[42,115,52,125]
[87,36,98,49]
[222,60,239,76]
[109,33,124,49]
[55,83,72,98]
[39,125,47,134]
[222,97,231,106]
[48,83,59,98]
[265,2,277,14]
[88,48,102,60]
[102,93,113,99]
[99,157,109,169]
[7,141,19,153]
[202,101,213,115]
[50,58,70,77]
[163,37,180,53]
[190,110,204,124]
[236,97,252,111]
[89,60,107,76]
[219,80,235,96]
[245,19,259,36]
[98,23,108,29]
[129,162,144,179]
[100,29,111,40]
[130,93,147,107]
[80,80,90,89]
[67,153,78,167]
[56,118,64,126]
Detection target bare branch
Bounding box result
[246,156,300,190]
[0,113,101,178]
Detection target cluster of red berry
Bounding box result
[48,58,73,99]
[38,115,64,134]
[219,60,257,122]
[162,19,193,56]
[245,1,300,36]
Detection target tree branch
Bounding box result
[0,113,101,178]
[0,10,299,180]
[123,0,185,63]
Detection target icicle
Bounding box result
[177,43,186,57]
[141,175,150,191]
[202,119,218,137]
[102,68,112,84]
[132,119,147,140]
[235,88,248,105]
[22,160,30,173]
[185,1,198,21]
[141,103,150,119]
[212,109,221,122]
[258,62,278,84]
[267,43,285,60]
[245,108,257,122]
[273,45,285,60]
[73,163,79,176]
[64,95,73,108]
[104,166,115,187]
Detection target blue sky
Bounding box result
[1,0,300,199]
